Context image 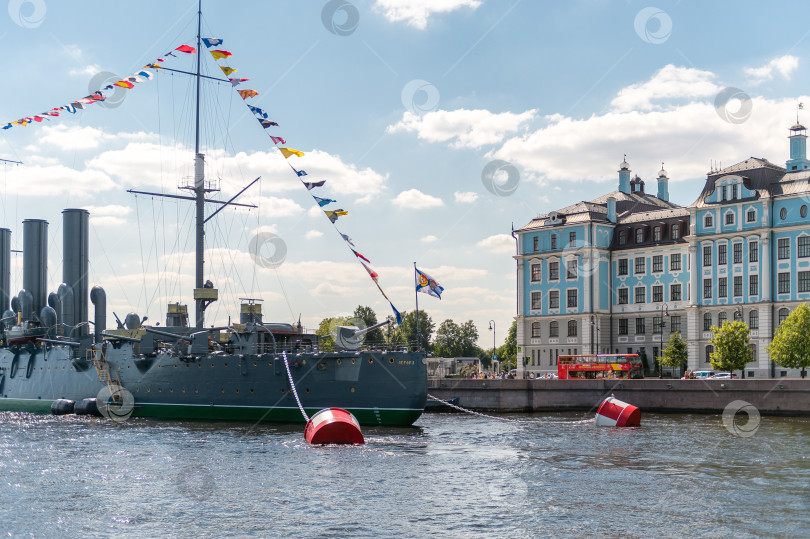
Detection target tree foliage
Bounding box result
[767,303,810,376]
[316,315,347,352]
[658,331,688,369]
[398,310,435,351]
[709,320,752,374]
[433,319,479,358]
[353,305,384,344]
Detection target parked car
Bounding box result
[690,370,716,379]
[708,372,737,379]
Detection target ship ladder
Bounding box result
[89,348,123,404]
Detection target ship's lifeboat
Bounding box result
[6,323,47,346]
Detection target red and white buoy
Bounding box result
[304,407,365,445]
[595,396,641,427]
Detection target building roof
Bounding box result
[690,157,786,207]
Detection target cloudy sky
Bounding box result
[0,0,808,347]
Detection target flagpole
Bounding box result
[414,262,420,350]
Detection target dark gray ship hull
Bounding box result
[0,344,427,426]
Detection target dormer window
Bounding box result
[705,215,713,228]
[618,230,627,245]
[671,223,680,239]
[722,185,727,201]
[635,228,644,243]
[653,226,662,241]
[732,184,738,199]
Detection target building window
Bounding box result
[732,184,738,199]
[618,259,628,276]
[800,236,810,258]
[619,230,627,245]
[749,274,758,296]
[531,291,542,310]
[749,310,759,329]
[703,313,712,331]
[671,315,682,333]
[652,255,663,273]
[551,234,557,250]
[569,231,576,245]
[718,277,727,298]
[718,311,727,325]
[703,246,712,266]
[549,261,559,281]
[653,316,663,334]
[747,209,756,222]
[653,226,662,241]
[718,244,727,265]
[749,241,758,262]
[803,205,809,218]
[635,257,645,274]
[531,263,541,282]
[549,290,560,309]
[635,287,646,304]
[722,185,727,201]
[531,322,541,338]
[671,283,682,301]
[635,228,644,243]
[705,345,714,363]
[704,278,712,299]
[635,318,645,334]
[778,272,790,294]
[566,260,578,280]
[705,215,713,228]
[733,243,742,264]
[725,213,734,225]
[781,207,788,220]
[533,236,539,251]
[549,321,559,337]
[779,308,790,324]
[567,289,578,308]
[734,276,742,297]
[618,288,629,304]
[568,320,577,337]
[653,285,663,302]
[778,238,790,259]
[671,224,680,239]
[800,271,810,293]
[618,319,628,335]
[670,254,681,271]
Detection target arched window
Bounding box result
[703,312,712,331]
[549,321,559,338]
[531,322,541,338]
[718,311,727,326]
[568,320,578,337]
[705,345,714,363]
[635,228,644,243]
[779,308,790,324]
[748,310,759,329]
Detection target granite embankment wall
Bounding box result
[428,378,810,415]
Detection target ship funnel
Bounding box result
[18,289,33,322]
[90,286,106,343]
[62,209,89,337]
[57,283,74,334]
[0,228,10,312]
[22,219,48,317]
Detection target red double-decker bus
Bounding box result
[557,354,644,379]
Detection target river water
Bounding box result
[1,410,808,538]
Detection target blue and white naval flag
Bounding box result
[415,267,444,299]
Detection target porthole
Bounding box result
[281,388,286,393]
[389,357,395,364]
[147,387,151,393]
[194,388,199,394]
[221,388,225,393]
[157,364,161,368]
[368,358,374,364]
[198,363,202,368]
[182,388,186,393]
[136,387,140,392]
[250,388,254,394]
[235,388,239,393]
[253,362,257,367]
[802,205,808,218]
[158,388,162,393]
[781,207,788,219]
[127,365,131,369]
[305,387,310,393]
[169,388,174,393]
[350,387,355,393]
[351,358,356,365]
[336,358,342,365]
[224,362,228,367]
[302,360,307,365]
[317,362,326,371]
[211,363,215,368]
[174,364,178,368]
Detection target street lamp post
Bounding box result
[591,315,599,355]
[488,320,496,372]
[659,303,669,379]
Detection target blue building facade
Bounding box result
[514,123,810,378]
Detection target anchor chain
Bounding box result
[282,352,309,422]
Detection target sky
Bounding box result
[0,0,809,348]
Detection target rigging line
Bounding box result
[135,197,149,312]
[150,197,162,314]
[155,69,167,311]
[91,219,133,308]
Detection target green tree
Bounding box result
[709,320,752,377]
[658,331,689,375]
[503,321,517,366]
[353,305,384,345]
[316,316,345,352]
[767,303,810,378]
[398,310,435,351]
[433,319,480,357]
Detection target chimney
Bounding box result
[62,209,89,335]
[22,219,48,317]
[607,197,617,223]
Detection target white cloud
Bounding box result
[374,0,481,29]
[69,64,101,77]
[420,235,438,243]
[745,55,799,85]
[85,204,133,216]
[476,234,515,254]
[454,191,478,203]
[387,109,536,149]
[610,64,720,112]
[392,188,444,209]
[1,164,116,197]
[254,196,305,218]
[305,229,324,239]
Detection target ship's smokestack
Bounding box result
[22,219,48,317]
[62,209,89,337]
[0,228,10,312]
[90,286,106,343]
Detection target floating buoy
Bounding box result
[304,407,365,445]
[595,396,641,427]
[51,399,75,415]
[74,398,102,416]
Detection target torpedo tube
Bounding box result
[595,396,641,427]
[304,407,365,445]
